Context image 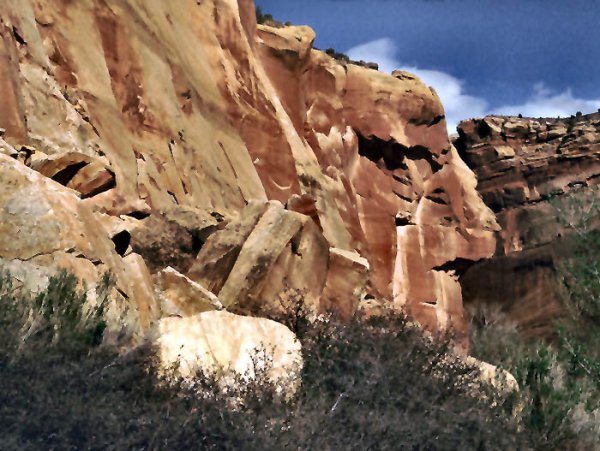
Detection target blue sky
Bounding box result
[256,0,600,132]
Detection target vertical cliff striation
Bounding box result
[0,0,497,344]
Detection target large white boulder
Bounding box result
[156,310,302,391]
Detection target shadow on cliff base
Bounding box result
[0,271,526,450]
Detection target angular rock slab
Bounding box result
[320,248,370,319]
[29,151,115,198]
[0,153,157,337]
[188,201,370,318]
[157,266,223,317]
[0,0,501,342]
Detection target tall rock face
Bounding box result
[456,115,600,336]
[0,0,496,343]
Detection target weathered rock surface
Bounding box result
[0,0,497,351]
[157,310,302,387]
[0,151,149,336]
[157,266,224,317]
[464,356,519,395]
[456,114,600,336]
[128,206,219,274]
[29,151,116,199]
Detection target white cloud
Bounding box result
[346,38,600,134]
[399,66,488,133]
[345,38,400,74]
[489,82,600,118]
[347,38,487,133]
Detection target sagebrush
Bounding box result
[0,271,526,450]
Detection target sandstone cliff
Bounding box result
[456,114,600,336]
[0,0,497,347]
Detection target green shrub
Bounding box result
[286,312,523,450]
[0,271,22,358]
[470,188,600,448]
[470,318,598,448]
[325,47,350,62]
[0,273,525,450]
[0,270,110,358]
[256,6,274,25]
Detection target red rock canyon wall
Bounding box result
[456,114,600,336]
[0,0,497,345]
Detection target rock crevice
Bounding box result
[0,0,498,348]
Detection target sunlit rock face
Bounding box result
[456,115,600,336]
[0,0,496,345]
[0,151,154,338]
[157,310,302,390]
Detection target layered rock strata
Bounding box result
[0,0,496,349]
[456,114,600,336]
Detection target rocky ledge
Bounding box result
[455,114,600,336]
[0,0,498,369]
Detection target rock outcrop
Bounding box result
[456,114,600,336]
[157,310,302,389]
[0,0,497,353]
